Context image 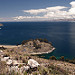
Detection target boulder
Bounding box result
[9,66,19,73]
[23,66,30,70]
[28,59,40,68]
[1,57,9,61]
[6,59,13,65]
[0,50,3,53]
[13,60,18,66]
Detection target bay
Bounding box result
[0,22,75,59]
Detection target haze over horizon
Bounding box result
[0,0,75,22]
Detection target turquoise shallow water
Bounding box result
[0,22,75,59]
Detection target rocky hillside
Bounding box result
[0,54,75,75]
[21,38,55,54]
[0,39,75,75]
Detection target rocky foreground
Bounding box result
[0,54,75,75]
[0,39,75,75]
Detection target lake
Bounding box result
[0,22,75,59]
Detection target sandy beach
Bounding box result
[0,45,21,48]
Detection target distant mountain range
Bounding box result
[45,19,75,22]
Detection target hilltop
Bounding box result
[0,38,75,75]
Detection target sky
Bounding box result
[0,0,75,22]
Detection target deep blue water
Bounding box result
[0,22,75,59]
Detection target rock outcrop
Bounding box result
[28,59,40,68]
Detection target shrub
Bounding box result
[21,40,28,45]
[33,41,37,47]
[48,42,52,45]
[15,56,18,60]
[33,41,41,49]
[59,56,65,61]
[33,72,38,75]
[48,64,55,70]
[35,44,41,49]
[22,59,26,63]
[69,59,75,64]
[24,71,27,75]
[16,43,20,46]
[18,64,23,68]
[43,38,49,43]
[0,46,6,50]
[65,59,69,62]
[42,69,48,75]
[38,38,43,42]
[38,38,49,43]
[19,56,22,60]
[49,56,56,60]
[22,59,28,64]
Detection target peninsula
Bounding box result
[0,38,55,55]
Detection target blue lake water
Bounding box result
[0,22,75,59]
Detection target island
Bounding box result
[0,23,3,26]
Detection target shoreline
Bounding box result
[30,48,55,55]
[0,44,55,55]
[0,45,21,48]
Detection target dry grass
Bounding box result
[0,61,7,74]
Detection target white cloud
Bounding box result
[13,1,75,21]
[70,1,75,8]
[46,6,67,11]
[68,1,75,15]
[23,9,46,15]
[23,6,67,15]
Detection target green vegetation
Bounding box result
[68,58,75,64]
[33,41,41,49]
[49,56,56,60]
[59,56,65,61]
[0,61,7,74]
[49,56,75,64]
[21,38,53,51]
[24,71,27,75]
[18,64,23,68]
[0,46,6,50]
[21,40,28,45]
[21,38,52,45]
[22,59,28,64]
[37,38,49,43]
[48,64,68,75]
